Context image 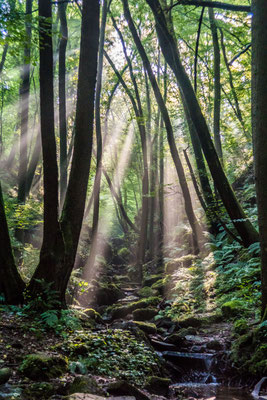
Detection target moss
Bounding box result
[132,321,157,334]
[132,308,158,321]
[233,319,249,335]
[22,382,54,399]
[96,282,123,306]
[0,367,11,384]
[66,375,105,396]
[110,296,161,319]
[221,300,245,318]
[19,353,68,381]
[118,247,130,259]
[144,376,171,396]
[177,316,202,328]
[138,286,156,298]
[143,274,162,287]
[165,255,197,274]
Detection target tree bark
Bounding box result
[58,2,68,205]
[0,183,25,304]
[146,0,259,247]
[252,0,267,318]
[209,6,222,162]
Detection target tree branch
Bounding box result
[168,1,251,13]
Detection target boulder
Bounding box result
[143,274,162,287]
[107,380,149,400]
[144,376,170,396]
[22,382,54,399]
[221,300,244,318]
[131,321,157,334]
[19,353,68,381]
[132,308,158,321]
[0,368,11,385]
[177,316,202,328]
[66,376,105,396]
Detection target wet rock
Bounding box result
[110,297,160,320]
[131,321,157,334]
[0,368,11,385]
[65,395,135,400]
[19,353,68,380]
[132,308,158,321]
[144,376,170,396]
[162,351,214,371]
[66,376,105,396]
[107,380,149,400]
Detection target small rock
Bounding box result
[66,376,105,396]
[0,368,11,385]
[177,317,202,328]
[206,340,223,351]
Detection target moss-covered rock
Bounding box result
[143,274,162,287]
[221,300,245,318]
[165,255,197,274]
[131,321,157,334]
[0,367,11,384]
[132,308,158,321]
[96,283,123,306]
[66,376,105,396]
[110,297,161,320]
[138,286,156,298]
[233,319,249,335]
[151,279,165,295]
[22,382,54,399]
[107,380,150,400]
[117,247,131,260]
[177,316,202,328]
[144,376,171,396]
[19,353,68,381]
[206,340,223,351]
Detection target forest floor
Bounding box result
[0,251,266,400]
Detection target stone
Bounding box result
[0,368,11,385]
[107,380,149,400]
[22,382,54,399]
[96,284,123,306]
[66,376,105,396]
[131,321,157,334]
[206,340,223,351]
[144,376,171,396]
[132,308,158,321]
[19,353,68,381]
[177,316,202,328]
[143,274,162,287]
[221,300,244,318]
[65,395,136,400]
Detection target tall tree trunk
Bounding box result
[146,0,259,247]
[87,0,108,271]
[0,183,25,304]
[25,130,42,198]
[58,2,68,205]
[59,0,100,302]
[17,0,32,205]
[28,0,61,294]
[122,0,202,254]
[252,0,267,318]
[208,6,222,162]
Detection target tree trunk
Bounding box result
[59,0,99,303]
[146,0,259,247]
[87,0,108,271]
[252,0,267,318]
[208,6,222,162]
[58,2,68,205]
[0,183,25,304]
[123,0,202,254]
